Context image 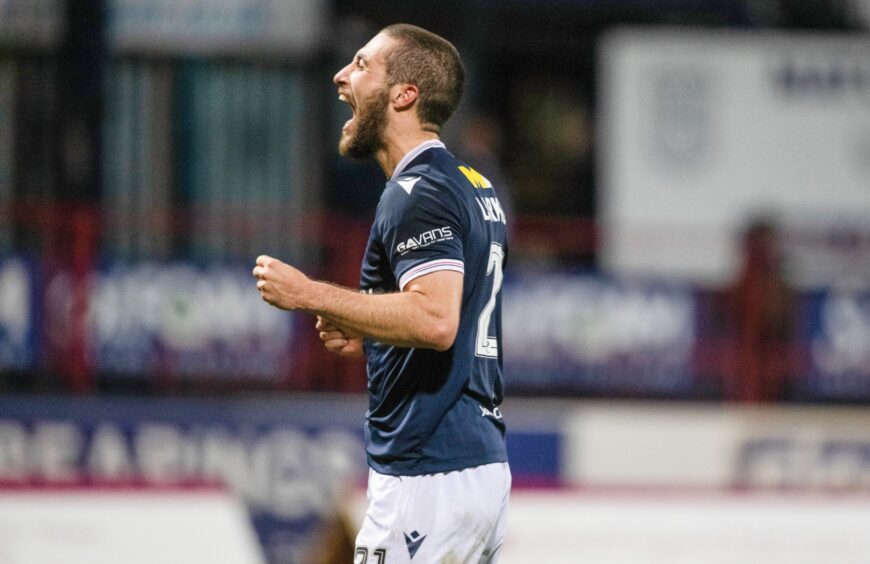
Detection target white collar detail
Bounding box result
[390,140,446,181]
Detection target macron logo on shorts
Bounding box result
[404,530,427,559]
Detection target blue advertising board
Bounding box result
[804,290,870,400]
[8,255,870,400]
[0,256,36,371]
[83,262,295,380]
[502,272,696,396]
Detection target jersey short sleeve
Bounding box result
[377,175,466,291]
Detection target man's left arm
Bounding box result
[253,254,462,351]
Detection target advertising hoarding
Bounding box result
[106,0,326,57]
[600,30,870,287]
[0,257,35,371]
[503,272,696,396]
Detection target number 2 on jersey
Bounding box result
[476,243,505,358]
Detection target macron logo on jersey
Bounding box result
[479,405,503,420]
[398,176,421,194]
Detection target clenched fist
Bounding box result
[252,255,311,311]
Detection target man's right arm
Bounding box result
[255,255,462,351]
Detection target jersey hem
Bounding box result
[367,451,508,477]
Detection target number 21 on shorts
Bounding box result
[355,547,386,564]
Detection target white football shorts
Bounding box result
[354,462,511,564]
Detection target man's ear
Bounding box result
[391,83,419,112]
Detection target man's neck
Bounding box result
[375,130,441,178]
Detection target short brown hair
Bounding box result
[381,24,465,133]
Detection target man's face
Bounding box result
[334,33,395,159]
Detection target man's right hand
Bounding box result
[316,316,364,358]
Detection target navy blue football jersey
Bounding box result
[360,140,509,476]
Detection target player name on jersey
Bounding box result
[458,165,507,225]
[476,196,507,224]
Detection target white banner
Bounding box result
[0,0,64,48]
[107,0,326,57]
[0,487,265,564]
[564,402,870,489]
[599,29,870,286]
[502,490,870,564]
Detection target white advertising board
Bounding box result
[501,490,870,564]
[0,487,265,564]
[564,402,870,490]
[599,30,870,286]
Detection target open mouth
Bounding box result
[339,93,356,132]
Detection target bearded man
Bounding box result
[253,24,511,563]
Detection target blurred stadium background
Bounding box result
[1,0,870,562]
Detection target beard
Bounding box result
[339,86,390,160]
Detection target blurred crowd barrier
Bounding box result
[0,206,373,392]
[1,2,868,399]
[1,223,869,400]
